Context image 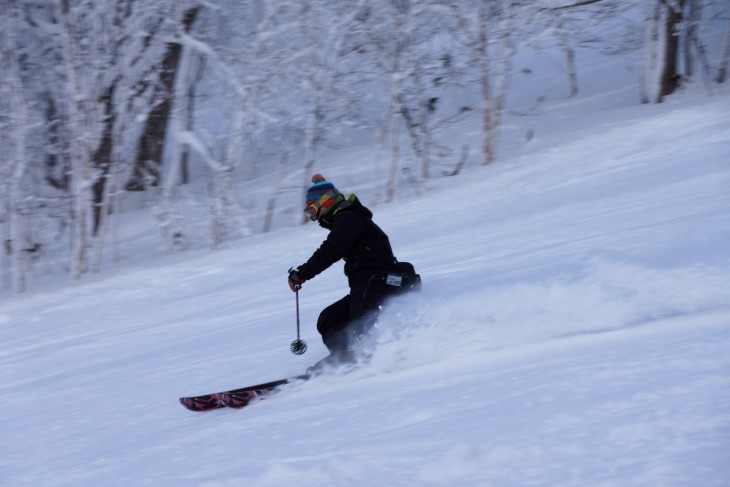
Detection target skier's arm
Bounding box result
[297,213,363,281]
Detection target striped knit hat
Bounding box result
[304,174,340,220]
[305,174,339,206]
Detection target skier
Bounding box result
[288,174,420,372]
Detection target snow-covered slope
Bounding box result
[2,67,730,487]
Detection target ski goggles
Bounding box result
[303,193,332,221]
[304,203,319,221]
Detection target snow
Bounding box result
[2,47,730,487]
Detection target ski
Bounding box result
[179,375,309,412]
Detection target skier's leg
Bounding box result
[344,279,393,353]
[306,296,352,374]
[311,280,397,373]
[316,294,351,353]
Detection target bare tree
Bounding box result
[645,0,683,103]
[356,0,416,202]
[550,9,580,96]
[126,6,202,192]
[292,0,369,213]
[4,0,726,291]
[53,0,184,277]
[448,0,516,165]
[154,5,205,252]
[717,3,730,83]
[536,0,720,102]
[353,0,469,201]
[642,0,710,103]
[2,0,31,292]
[56,0,98,278]
[155,1,298,248]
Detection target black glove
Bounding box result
[288,267,305,292]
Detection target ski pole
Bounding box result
[290,288,308,355]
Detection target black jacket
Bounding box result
[297,195,396,286]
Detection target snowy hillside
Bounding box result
[2,50,730,487]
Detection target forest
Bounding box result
[2,0,729,292]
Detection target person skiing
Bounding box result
[288,174,420,371]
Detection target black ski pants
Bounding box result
[316,278,394,360]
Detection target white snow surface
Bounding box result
[2,61,730,486]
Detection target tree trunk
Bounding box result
[658,0,684,100]
[91,115,125,274]
[5,0,29,292]
[57,1,95,280]
[488,0,514,162]
[386,111,401,204]
[555,14,578,97]
[91,82,116,236]
[717,9,730,84]
[683,0,701,79]
[477,3,497,165]
[645,0,686,103]
[158,19,194,252]
[397,91,431,182]
[43,97,71,191]
[1,198,10,291]
[126,6,200,191]
[262,140,292,233]
[644,2,666,103]
[370,103,393,207]
[448,0,512,166]
[180,54,206,185]
[386,9,406,203]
